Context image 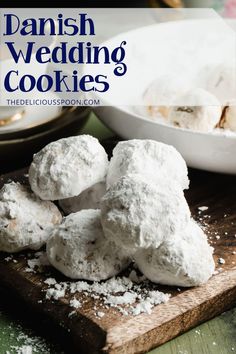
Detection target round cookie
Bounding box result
[134,221,215,287]
[0,182,62,253]
[168,88,222,132]
[106,139,189,190]
[142,74,190,119]
[101,174,191,253]
[29,135,109,200]
[46,209,131,281]
[59,182,106,215]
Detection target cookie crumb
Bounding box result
[218,258,225,265]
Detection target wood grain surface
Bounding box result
[0,167,235,354]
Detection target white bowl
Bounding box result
[94,19,236,174]
[96,105,236,174]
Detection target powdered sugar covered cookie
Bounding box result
[29,135,109,200]
[59,182,106,215]
[0,182,62,252]
[141,74,190,119]
[168,88,222,132]
[106,139,189,190]
[134,221,215,287]
[101,174,190,253]
[47,209,130,281]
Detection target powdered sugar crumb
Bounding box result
[68,311,76,318]
[43,274,170,316]
[45,287,66,300]
[24,252,49,273]
[4,256,13,262]
[97,311,105,318]
[44,278,57,286]
[218,258,225,265]
[198,206,209,212]
[69,298,81,308]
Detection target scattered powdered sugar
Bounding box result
[46,287,66,300]
[97,311,105,318]
[105,292,137,306]
[44,278,57,286]
[27,259,41,271]
[4,255,13,262]
[1,312,63,354]
[24,252,49,273]
[131,291,168,316]
[24,268,35,274]
[218,258,225,265]
[69,298,81,309]
[68,310,76,318]
[198,206,209,212]
[42,270,170,317]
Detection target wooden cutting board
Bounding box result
[0,167,235,354]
